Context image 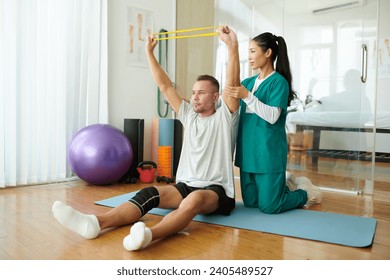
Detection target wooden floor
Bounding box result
[1,167,389,261]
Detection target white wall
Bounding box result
[107,0,176,160]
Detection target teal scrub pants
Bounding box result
[240,170,307,214]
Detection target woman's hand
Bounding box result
[224,85,249,99]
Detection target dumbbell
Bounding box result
[156,176,175,184]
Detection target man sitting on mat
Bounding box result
[52,26,240,251]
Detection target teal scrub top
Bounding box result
[235,72,289,173]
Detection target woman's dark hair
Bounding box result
[252,32,297,106]
[197,74,220,92]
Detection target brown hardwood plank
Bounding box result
[0,168,389,260]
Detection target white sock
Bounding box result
[52,201,100,239]
[123,222,152,251]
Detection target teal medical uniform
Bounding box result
[235,72,307,213]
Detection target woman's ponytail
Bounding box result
[275,36,297,106]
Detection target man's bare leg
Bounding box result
[123,190,219,251]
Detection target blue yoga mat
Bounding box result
[95,192,377,248]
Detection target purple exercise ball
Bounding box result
[68,124,133,185]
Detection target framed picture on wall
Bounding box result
[126,6,154,67]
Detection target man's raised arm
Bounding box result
[217,26,240,113]
[145,36,182,113]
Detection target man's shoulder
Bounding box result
[178,100,194,119]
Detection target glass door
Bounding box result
[283,0,378,193]
[372,0,390,195]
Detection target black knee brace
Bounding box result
[128,186,160,216]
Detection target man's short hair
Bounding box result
[197,74,220,93]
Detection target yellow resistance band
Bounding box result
[153,26,221,40]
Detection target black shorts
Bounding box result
[174,182,235,216]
